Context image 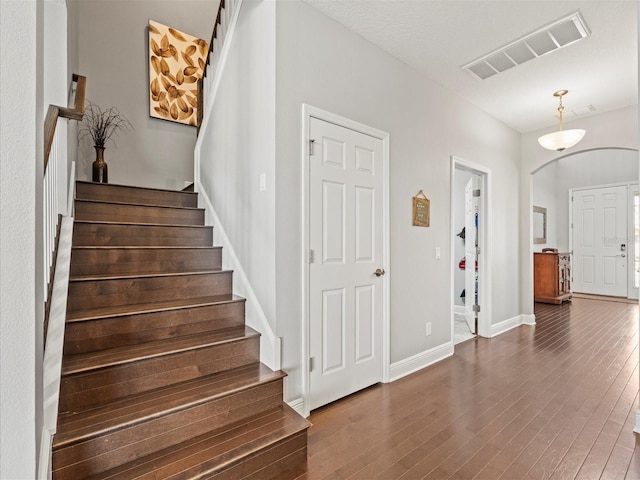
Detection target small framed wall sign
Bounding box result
[412,190,430,227]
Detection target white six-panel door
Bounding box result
[309,117,384,410]
[572,185,628,297]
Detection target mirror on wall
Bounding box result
[533,206,547,244]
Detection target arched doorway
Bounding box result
[531,148,639,303]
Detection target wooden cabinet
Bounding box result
[534,252,572,304]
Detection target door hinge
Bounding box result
[473,189,481,197]
[309,139,316,156]
[473,304,481,313]
[308,249,315,264]
[309,357,315,372]
[475,246,481,255]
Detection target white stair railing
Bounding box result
[42,74,85,335]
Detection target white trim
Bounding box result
[301,104,390,417]
[37,428,52,480]
[634,409,640,434]
[39,215,73,480]
[450,157,493,342]
[490,314,535,337]
[195,182,281,371]
[287,397,306,417]
[453,305,465,316]
[628,184,639,300]
[389,343,454,382]
[66,161,75,216]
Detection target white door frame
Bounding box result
[628,184,639,300]
[450,156,492,339]
[569,181,638,298]
[301,104,390,417]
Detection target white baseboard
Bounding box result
[491,314,536,337]
[635,410,640,434]
[287,397,306,417]
[453,305,465,316]
[389,342,454,382]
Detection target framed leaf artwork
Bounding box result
[148,20,208,126]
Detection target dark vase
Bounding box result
[92,146,108,183]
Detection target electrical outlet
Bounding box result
[435,247,441,260]
[425,322,432,336]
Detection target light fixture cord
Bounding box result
[557,95,564,131]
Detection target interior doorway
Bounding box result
[302,105,390,416]
[451,157,491,343]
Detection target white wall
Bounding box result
[0,2,39,478]
[532,161,559,252]
[275,0,521,402]
[69,0,219,189]
[521,106,639,315]
[197,0,277,327]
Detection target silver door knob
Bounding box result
[374,268,386,277]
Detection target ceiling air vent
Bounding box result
[462,11,590,80]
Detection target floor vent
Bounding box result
[462,11,590,80]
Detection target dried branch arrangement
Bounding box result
[78,100,132,148]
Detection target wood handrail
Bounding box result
[44,73,87,170]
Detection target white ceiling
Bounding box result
[301,0,638,133]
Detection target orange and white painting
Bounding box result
[148,20,208,126]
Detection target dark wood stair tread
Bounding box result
[72,246,219,250]
[66,294,245,322]
[75,198,204,212]
[86,405,310,480]
[76,181,198,208]
[77,180,198,196]
[69,269,229,282]
[62,326,259,376]
[54,363,286,449]
[73,220,212,228]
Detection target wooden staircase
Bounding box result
[52,181,309,479]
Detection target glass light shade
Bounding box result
[537,128,586,152]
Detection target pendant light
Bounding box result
[537,90,585,152]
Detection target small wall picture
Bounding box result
[412,191,430,227]
[148,20,208,126]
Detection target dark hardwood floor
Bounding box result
[297,297,640,479]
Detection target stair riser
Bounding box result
[209,433,308,480]
[73,223,213,247]
[52,382,284,480]
[65,301,246,354]
[59,336,260,412]
[75,200,205,226]
[76,182,198,208]
[67,272,232,311]
[70,247,222,276]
